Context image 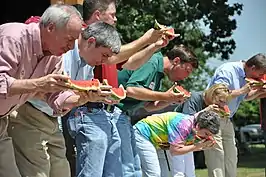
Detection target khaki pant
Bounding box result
[204,119,237,177]
[8,103,71,177]
[0,116,22,177]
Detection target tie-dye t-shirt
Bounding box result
[135,112,196,148]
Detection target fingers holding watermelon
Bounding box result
[75,89,112,105]
[35,74,72,92]
[162,84,191,103]
[203,104,220,112]
[142,28,167,44]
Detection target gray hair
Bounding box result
[40,4,83,29]
[81,21,121,54]
[194,110,220,134]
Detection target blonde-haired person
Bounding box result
[165,83,231,177]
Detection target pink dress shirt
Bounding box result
[0,22,73,117]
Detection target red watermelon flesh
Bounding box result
[68,79,100,91]
[194,135,216,145]
[102,79,126,101]
[262,74,266,81]
[109,85,126,101]
[217,105,230,118]
[173,85,191,97]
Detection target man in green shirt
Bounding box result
[117,45,199,175]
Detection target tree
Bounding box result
[234,100,261,126]
[116,0,243,91]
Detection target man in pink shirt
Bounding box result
[0,4,106,177]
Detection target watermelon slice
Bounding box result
[68,79,101,91]
[194,134,216,145]
[102,79,126,101]
[154,19,179,40]
[217,105,230,118]
[173,85,191,98]
[245,78,266,86]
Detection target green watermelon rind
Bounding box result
[173,86,191,98]
[216,106,230,118]
[154,20,179,38]
[245,78,265,86]
[109,85,126,101]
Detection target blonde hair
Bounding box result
[203,83,231,104]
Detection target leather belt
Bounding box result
[83,102,115,113]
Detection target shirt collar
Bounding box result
[31,23,44,59]
[239,60,246,78]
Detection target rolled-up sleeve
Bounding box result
[46,90,76,115]
[0,36,21,98]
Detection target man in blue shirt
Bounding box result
[8,21,122,177]
[204,53,266,177]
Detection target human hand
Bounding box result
[154,37,170,49]
[195,139,215,151]
[35,74,71,93]
[163,85,186,103]
[103,99,120,105]
[203,104,221,112]
[142,28,168,44]
[75,89,112,106]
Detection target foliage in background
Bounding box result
[234,100,261,126]
[116,0,261,124]
[116,0,243,91]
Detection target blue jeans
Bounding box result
[134,127,161,177]
[116,113,142,177]
[67,106,122,177]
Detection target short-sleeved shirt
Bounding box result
[207,61,246,118]
[28,40,94,116]
[117,52,165,114]
[175,91,206,115]
[135,112,196,149]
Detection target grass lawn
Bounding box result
[195,145,266,177]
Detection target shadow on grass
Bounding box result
[238,144,266,169]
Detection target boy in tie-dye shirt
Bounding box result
[133,110,220,177]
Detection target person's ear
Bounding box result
[172,57,180,65]
[47,23,56,33]
[87,37,96,46]
[93,10,101,21]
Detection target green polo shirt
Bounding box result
[117,52,165,115]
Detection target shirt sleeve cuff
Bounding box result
[0,74,16,98]
[47,90,75,116]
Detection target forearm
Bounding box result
[230,88,249,99]
[145,101,171,112]
[126,87,166,101]
[120,35,150,53]
[170,144,198,156]
[245,90,266,101]
[107,37,151,66]
[122,44,160,70]
[8,79,40,96]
